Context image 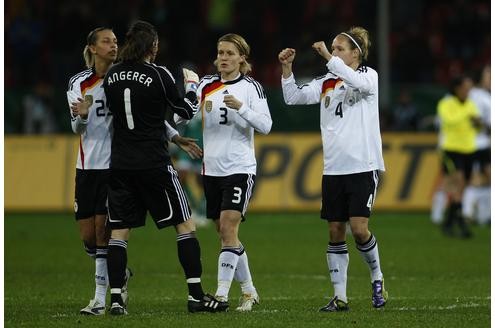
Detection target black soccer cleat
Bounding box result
[109,302,128,315]
[319,296,349,312]
[187,294,229,313]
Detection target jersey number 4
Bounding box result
[334,102,343,118]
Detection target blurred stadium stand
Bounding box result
[4,0,490,133]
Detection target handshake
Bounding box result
[183,68,199,94]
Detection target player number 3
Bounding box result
[232,187,242,204]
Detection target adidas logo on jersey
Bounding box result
[222,89,229,94]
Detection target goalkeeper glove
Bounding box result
[183,68,199,94]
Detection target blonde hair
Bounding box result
[83,27,112,68]
[214,33,252,75]
[341,26,371,62]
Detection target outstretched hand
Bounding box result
[173,135,203,159]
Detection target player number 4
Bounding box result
[335,102,343,118]
[366,193,373,209]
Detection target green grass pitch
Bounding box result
[4,212,490,327]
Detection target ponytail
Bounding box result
[83,27,112,68]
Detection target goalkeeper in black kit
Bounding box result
[103,20,226,315]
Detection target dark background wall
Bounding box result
[4,0,491,133]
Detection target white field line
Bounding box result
[391,302,488,311]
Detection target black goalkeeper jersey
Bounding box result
[104,62,197,170]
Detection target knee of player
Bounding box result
[351,228,370,244]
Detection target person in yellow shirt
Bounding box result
[437,74,481,238]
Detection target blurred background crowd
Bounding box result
[4,0,491,134]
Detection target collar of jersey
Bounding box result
[220,73,244,85]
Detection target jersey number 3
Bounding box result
[219,107,228,125]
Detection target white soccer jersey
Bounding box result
[67,68,113,170]
[195,73,272,176]
[282,56,385,175]
[469,87,491,150]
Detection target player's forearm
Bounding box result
[281,63,293,79]
[237,105,272,135]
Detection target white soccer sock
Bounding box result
[234,247,257,295]
[431,190,447,224]
[476,186,491,224]
[215,246,241,299]
[356,234,383,282]
[462,185,477,219]
[326,242,349,303]
[95,247,108,305]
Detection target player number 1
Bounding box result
[124,88,134,130]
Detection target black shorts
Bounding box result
[441,151,474,181]
[321,171,379,221]
[472,148,490,169]
[74,169,110,220]
[108,165,191,230]
[203,174,255,220]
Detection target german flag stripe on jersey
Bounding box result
[80,73,101,96]
[321,78,342,98]
[200,80,225,103]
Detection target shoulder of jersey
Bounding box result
[143,62,176,82]
[315,73,333,80]
[357,65,376,74]
[243,75,266,99]
[199,74,220,86]
[68,68,93,91]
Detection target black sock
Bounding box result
[453,203,471,235]
[443,202,461,230]
[177,232,204,299]
[83,242,96,259]
[107,239,128,305]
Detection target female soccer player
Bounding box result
[279,26,388,311]
[67,27,133,315]
[437,75,479,237]
[195,33,272,311]
[103,20,225,315]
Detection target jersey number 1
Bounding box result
[124,88,134,130]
